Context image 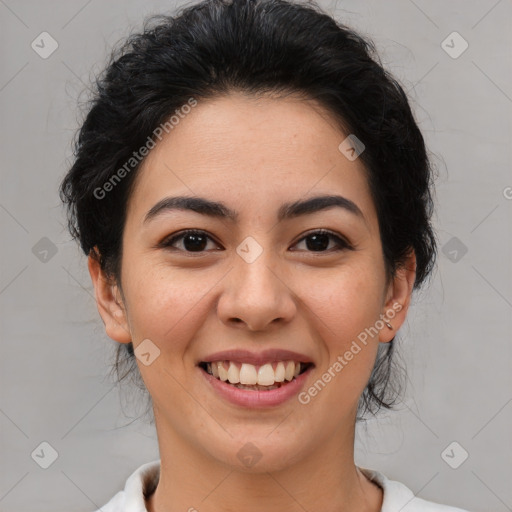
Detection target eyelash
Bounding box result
[159,229,353,254]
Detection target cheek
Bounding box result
[122,262,215,350]
[294,263,384,404]
[121,263,216,411]
[300,263,385,342]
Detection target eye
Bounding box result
[160,229,221,253]
[159,228,352,254]
[291,229,353,252]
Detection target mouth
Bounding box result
[198,360,314,391]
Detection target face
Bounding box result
[90,92,414,473]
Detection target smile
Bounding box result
[199,360,313,390]
[198,358,315,408]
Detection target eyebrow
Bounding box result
[143,194,365,225]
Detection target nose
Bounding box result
[216,248,297,332]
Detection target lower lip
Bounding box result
[199,365,313,408]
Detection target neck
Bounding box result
[146,415,383,512]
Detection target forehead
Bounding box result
[126,92,376,226]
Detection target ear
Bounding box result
[87,249,132,344]
[379,249,417,343]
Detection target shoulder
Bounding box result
[92,459,160,512]
[359,467,472,512]
[94,461,472,512]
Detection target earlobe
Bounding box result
[379,250,417,343]
[87,250,132,344]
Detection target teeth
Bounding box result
[285,361,295,381]
[227,361,240,384]
[240,363,258,384]
[217,361,228,381]
[274,362,285,382]
[257,363,275,386]
[205,360,306,386]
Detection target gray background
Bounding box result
[0,0,511,511]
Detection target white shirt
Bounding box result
[94,459,471,512]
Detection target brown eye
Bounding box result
[159,228,352,254]
[292,230,353,252]
[161,230,219,252]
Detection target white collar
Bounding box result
[101,459,467,512]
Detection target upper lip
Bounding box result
[198,349,315,366]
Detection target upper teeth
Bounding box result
[206,361,303,386]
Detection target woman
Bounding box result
[60,0,471,510]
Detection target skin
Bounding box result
[89,91,416,512]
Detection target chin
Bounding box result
[202,433,305,474]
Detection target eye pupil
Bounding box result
[164,229,348,254]
[306,233,330,251]
[184,233,207,251]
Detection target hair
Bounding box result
[60,0,437,422]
